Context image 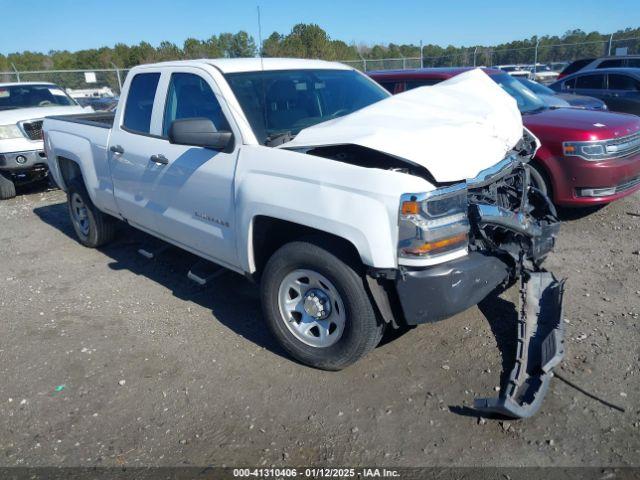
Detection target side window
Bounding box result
[627,59,640,68]
[563,78,576,89]
[162,73,230,136]
[378,81,396,94]
[597,59,624,68]
[608,74,640,91]
[575,74,605,90]
[123,73,160,134]
[405,79,441,90]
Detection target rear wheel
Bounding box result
[0,172,16,200]
[67,178,117,247]
[261,238,385,370]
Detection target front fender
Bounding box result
[234,146,433,273]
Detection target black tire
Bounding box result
[527,162,551,198]
[261,237,385,370]
[67,178,117,248]
[0,172,16,200]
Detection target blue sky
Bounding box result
[1,0,639,55]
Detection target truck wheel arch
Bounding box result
[55,156,84,191]
[249,216,363,280]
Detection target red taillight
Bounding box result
[557,73,566,80]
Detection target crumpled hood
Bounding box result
[280,69,527,182]
[0,105,89,125]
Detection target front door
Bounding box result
[573,73,607,102]
[140,69,240,268]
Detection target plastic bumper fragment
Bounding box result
[474,270,565,419]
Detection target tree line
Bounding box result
[1,24,638,90]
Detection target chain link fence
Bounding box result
[1,36,639,91]
[343,36,640,71]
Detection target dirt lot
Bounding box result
[0,186,639,468]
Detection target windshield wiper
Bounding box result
[265,131,296,147]
[522,106,547,115]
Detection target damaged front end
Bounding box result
[389,132,565,419]
[465,146,566,419]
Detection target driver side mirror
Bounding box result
[168,118,233,150]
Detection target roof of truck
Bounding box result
[135,58,353,74]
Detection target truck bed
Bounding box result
[47,111,115,129]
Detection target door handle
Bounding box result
[110,145,124,154]
[150,154,169,165]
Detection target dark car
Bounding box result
[369,68,640,207]
[516,77,608,111]
[558,55,640,79]
[549,68,640,115]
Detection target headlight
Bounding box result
[0,124,24,140]
[564,135,640,161]
[398,184,469,263]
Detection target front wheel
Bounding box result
[527,163,551,198]
[0,172,16,200]
[260,238,385,370]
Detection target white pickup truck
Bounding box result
[43,59,565,418]
[0,82,88,199]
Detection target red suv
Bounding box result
[369,68,640,207]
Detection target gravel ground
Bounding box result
[0,186,639,468]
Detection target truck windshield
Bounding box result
[224,69,389,145]
[491,73,546,114]
[0,84,78,110]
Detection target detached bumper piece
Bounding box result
[474,270,565,419]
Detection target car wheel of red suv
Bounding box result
[527,163,551,198]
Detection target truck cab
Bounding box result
[44,59,565,418]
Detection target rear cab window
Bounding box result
[123,73,161,134]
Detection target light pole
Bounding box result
[11,63,20,82]
[608,33,614,56]
[110,62,122,94]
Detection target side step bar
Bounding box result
[474,270,566,419]
[137,243,171,259]
[187,260,226,286]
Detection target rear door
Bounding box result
[606,73,640,115]
[139,67,241,268]
[108,70,164,230]
[572,73,607,101]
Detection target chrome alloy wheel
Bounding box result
[70,192,90,237]
[277,269,346,348]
